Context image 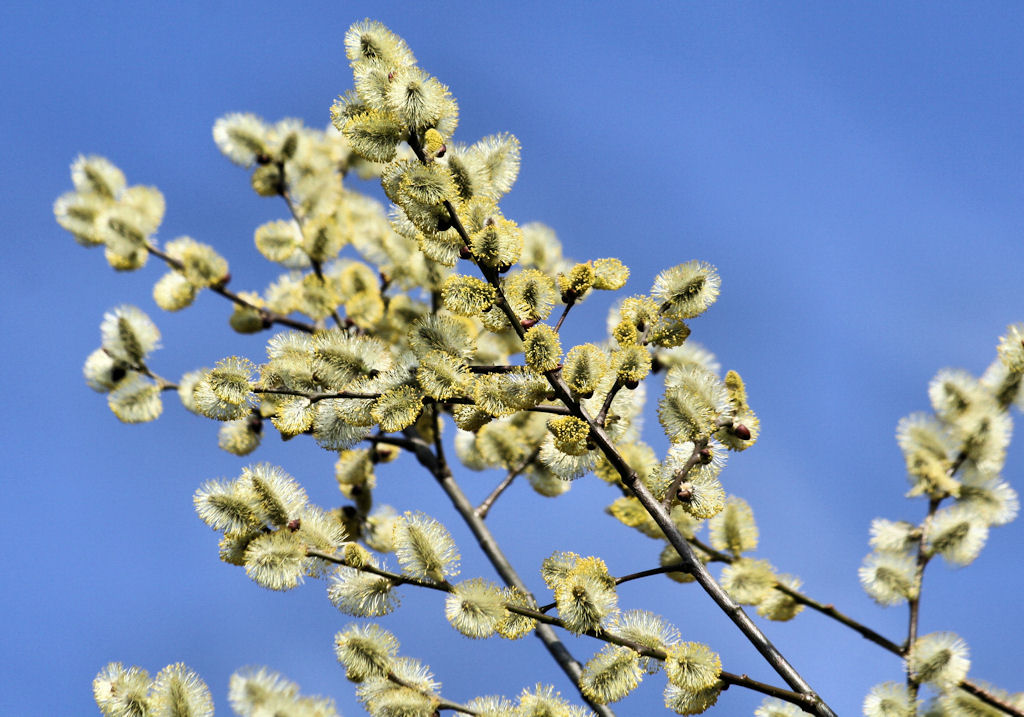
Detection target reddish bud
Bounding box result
[287,518,301,532]
[520,317,538,329]
[624,379,639,390]
[436,144,447,158]
[698,447,712,464]
[459,245,473,259]
[733,424,752,440]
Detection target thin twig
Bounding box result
[468,364,524,374]
[145,242,316,333]
[281,183,345,331]
[253,387,380,403]
[906,497,940,704]
[441,397,570,415]
[958,681,1024,717]
[393,422,616,717]
[384,670,481,716]
[661,438,707,511]
[476,446,541,519]
[595,379,624,428]
[553,297,575,333]
[316,544,815,712]
[305,548,450,592]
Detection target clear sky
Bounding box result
[3,2,1023,715]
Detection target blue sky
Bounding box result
[3,2,1023,715]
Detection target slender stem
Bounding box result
[476,446,541,519]
[305,548,450,592]
[906,497,940,708]
[281,183,345,331]
[614,564,686,587]
[958,682,1024,717]
[442,397,570,415]
[316,544,813,712]
[399,411,617,717]
[251,388,569,420]
[661,438,707,511]
[774,584,903,655]
[254,387,380,403]
[537,363,837,715]
[718,672,821,711]
[145,242,316,333]
[121,356,177,392]
[468,364,524,374]
[365,434,420,452]
[382,668,480,715]
[595,379,624,428]
[553,297,575,333]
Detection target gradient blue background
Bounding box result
[3,2,1023,715]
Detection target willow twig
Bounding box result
[476,446,541,519]
[553,297,575,333]
[145,242,316,333]
[398,402,617,717]
[906,497,940,704]
[595,379,624,428]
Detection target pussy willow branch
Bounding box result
[595,378,624,428]
[553,297,575,333]
[476,445,541,519]
[384,670,480,716]
[279,177,345,330]
[682,531,1024,717]
[254,387,381,402]
[468,364,524,374]
[144,242,317,333]
[308,546,815,712]
[906,496,940,707]
[407,130,836,714]
[251,387,570,416]
[396,420,618,717]
[116,354,177,392]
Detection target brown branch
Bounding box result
[476,446,541,519]
[537,365,837,715]
[145,242,316,333]
[312,536,815,711]
[906,497,940,705]
[957,681,1024,717]
[595,379,624,428]
[468,364,524,374]
[441,396,570,415]
[553,297,575,333]
[391,404,616,716]
[253,387,380,403]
